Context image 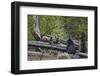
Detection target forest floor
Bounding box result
[28,49,77,61]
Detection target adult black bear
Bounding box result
[66,38,77,54]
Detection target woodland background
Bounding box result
[28,15,88,60]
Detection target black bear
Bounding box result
[66,38,76,54]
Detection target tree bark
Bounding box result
[33,16,41,40]
[80,32,87,53]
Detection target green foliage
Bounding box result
[62,16,88,39]
[28,15,34,40]
[28,15,88,41]
[40,16,65,39]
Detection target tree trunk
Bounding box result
[80,32,87,53]
[33,16,41,40]
[32,16,43,56]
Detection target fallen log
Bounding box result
[28,51,50,57]
[28,41,67,52]
[77,52,88,58]
[28,41,88,58]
